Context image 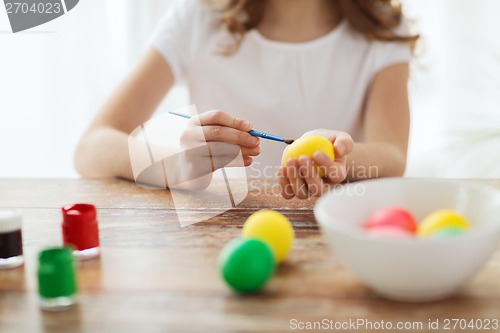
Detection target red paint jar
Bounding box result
[62,204,100,260]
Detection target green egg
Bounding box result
[432,227,466,239]
[219,238,275,293]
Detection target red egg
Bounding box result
[365,207,418,233]
[366,226,414,239]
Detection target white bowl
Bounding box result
[314,178,500,302]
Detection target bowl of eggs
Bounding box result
[314,178,500,302]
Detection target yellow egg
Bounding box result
[242,210,294,263]
[283,135,334,177]
[417,210,470,237]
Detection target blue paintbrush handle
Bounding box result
[248,130,285,143]
[168,111,192,119]
[168,111,286,143]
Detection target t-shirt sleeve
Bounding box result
[149,0,202,84]
[372,19,413,73]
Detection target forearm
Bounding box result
[74,127,214,190]
[74,127,134,180]
[345,142,407,181]
[74,127,184,182]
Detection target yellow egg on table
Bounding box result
[417,210,470,237]
[242,210,294,263]
[283,135,334,177]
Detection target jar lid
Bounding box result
[62,203,100,251]
[0,209,22,233]
[62,203,96,224]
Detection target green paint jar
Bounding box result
[38,247,78,311]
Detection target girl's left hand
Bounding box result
[277,129,354,199]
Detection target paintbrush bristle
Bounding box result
[283,139,295,145]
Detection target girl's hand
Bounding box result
[277,129,354,199]
[175,110,260,187]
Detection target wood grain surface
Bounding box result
[0,178,499,333]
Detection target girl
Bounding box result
[75,0,417,199]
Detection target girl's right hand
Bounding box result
[177,110,260,183]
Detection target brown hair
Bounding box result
[204,0,419,54]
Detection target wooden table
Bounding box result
[1,178,500,333]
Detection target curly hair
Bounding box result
[204,0,419,54]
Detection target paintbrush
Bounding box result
[168,111,295,144]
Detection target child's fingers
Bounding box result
[180,126,260,152]
[225,156,253,167]
[240,146,261,157]
[332,132,354,157]
[184,154,251,174]
[301,130,353,157]
[206,144,259,158]
[202,126,260,148]
[194,110,253,132]
[277,167,295,200]
[182,142,257,171]
[313,152,347,184]
[297,156,324,197]
[179,126,206,149]
[286,158,309,199]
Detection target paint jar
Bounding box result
[62,203,100,260]
[0,209,24,269]
[38,247,78,311]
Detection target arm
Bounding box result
[74,49,260,184]
[278,63,410,199]
[347,63,410,180]
[74,49,174,180]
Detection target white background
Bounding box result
[0,0,499,178]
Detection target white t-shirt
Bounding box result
[151,0,411,177]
